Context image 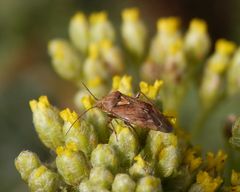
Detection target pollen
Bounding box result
[34,166,47,178]
[112,75,133,96]
[29,96,50,112]
[122,8,139,22]
[72,12,86,23]
[81,95,94,110]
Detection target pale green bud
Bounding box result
[121,8,147,57]
[56,144,90,185]
[184,19,211,60]
[89,166,113,189]
[149,17,181,64]
[112,174,136,192]
[29,96,64,150]
[83,43,109,81]
[79,179,111,192]
[230,117,240,149]
[69,12,89,53]
[158,145,179,177]
[60,108,98,157]
[89,11,115,43]
[129,154,155,179]
[48,39,82,81]
[90,144,119,174]
[135,175,162,192]
[28,165,59,192]
[100,40,124,75]
[15,151,41,182]
[227,48,240,95]
[109,122,139,166]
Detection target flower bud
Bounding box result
[89,166,113,189]
[28,166,59,192]
[230,117,240,149]
[188,171,222,192]
[56,144,90,185]
[184,18,211,60]
[90,144,119,174]
[83,43,109,81]
[69,12,89,53]
[100,39,124,75]
[15,151,41,182]
[135,175,162,192]
[79,178,111,192]
[48,39,82,81]
[129,154,155,179]
[112,174,136,192]
[89,11,115,43]
[60,108,98,157]
[109,122,139,167]
[29,96,64,150]
[121,8,147,57]
[112,75,133,96]
[227,48,240,95]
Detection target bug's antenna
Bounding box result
[81,82,99,101]
[65,106,96,135]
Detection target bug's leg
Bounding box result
[135,91,154,104]
[124,121,138,138]
[107,117,118,141]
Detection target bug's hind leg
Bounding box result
[107,118,118,141]
[123,121,139,138]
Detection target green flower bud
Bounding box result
[29,96,64,150]
[15,151,41,182]
[48,39,82,81]
[149,17,181,64]
[60,108,98,157]
[83,43,109,81]
[109,122,139,167]
[135,175,162,192]
[100,40,124,75]
[121,8,147,57]
[227,48,240,95]
[129,154,155,179]
[89,166,113,189]
[89,11,115,43]
[69,12,89,53]
[158,145,179,177]
[112,174,136,192]
[28,165,59,192]
[80,95,110,143]
[184,19,211,60]
[144,131,180,177]
[79,178,111,192]
[56,144,90,185]
[200,39,236,108]
[90,144,119,174]
[230,117,240,149]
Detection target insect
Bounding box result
[66,83,173,135]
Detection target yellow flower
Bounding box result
[216,39,236,56]
[122,8,139,22]
[112,75,133,96]
[196,171,222,192]
[206,150,227,174]
[189,18,207,33]
[139,80,163,100]
[231,170,240,186]
[184,148,202,172]
[81,95,95,110]
[60,108,80,128]
[157,17,180,34]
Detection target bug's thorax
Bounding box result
[95,91,122,113]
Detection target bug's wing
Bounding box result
[111,102,157,129]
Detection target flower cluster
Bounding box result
[16,7,240,192]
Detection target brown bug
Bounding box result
[66,83,173,134]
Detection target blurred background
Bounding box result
[1,0,240,191]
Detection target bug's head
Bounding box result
[96,91,121,112]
